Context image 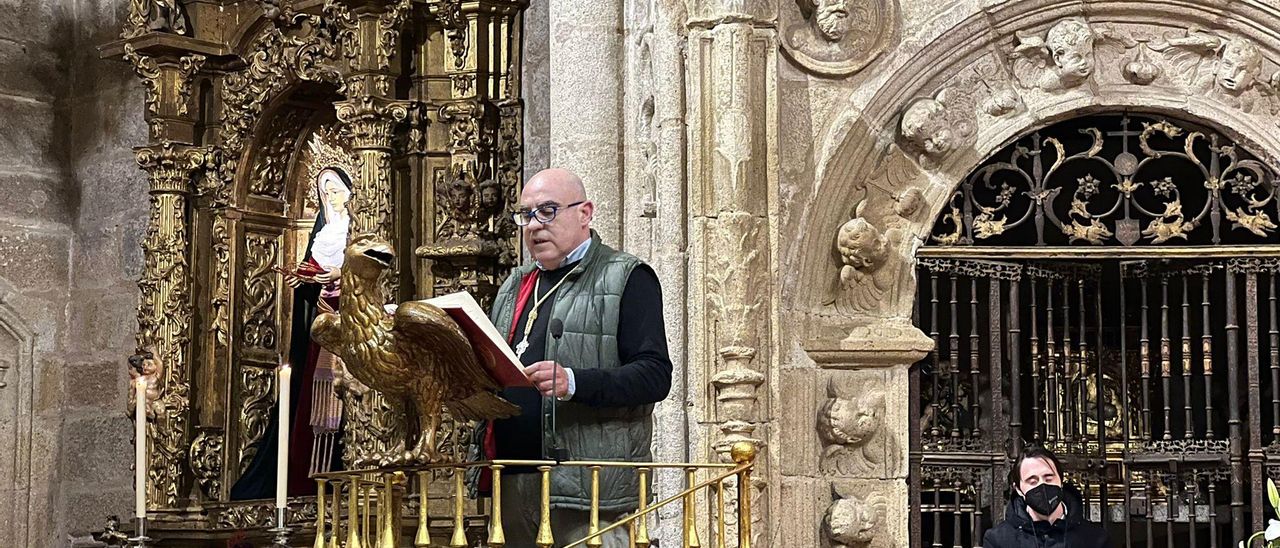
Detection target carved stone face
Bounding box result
[818,393,882,447]
[808,0,851,42]
[1046,19,1095,80]
[1217,38,1262,92]
[899,98,953,157]
[824,496,878,546]
[836,218,888,273]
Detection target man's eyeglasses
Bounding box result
[512,201,585,226]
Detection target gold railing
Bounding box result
[310,441,757,548]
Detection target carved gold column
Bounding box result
[686,1,778,545]
[332,0,413,242]
[134,141,209,508]
[416,0,524,308]
[336,96,410,240]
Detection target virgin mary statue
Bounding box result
[231,166,352,500]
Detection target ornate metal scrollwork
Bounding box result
[931,113,1280,247]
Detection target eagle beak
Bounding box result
[362,246,395,267]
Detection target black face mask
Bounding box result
[1021,483,1063,516]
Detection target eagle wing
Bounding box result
[392,301,519,421]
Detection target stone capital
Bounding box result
[134,142,209,195]
[806,319,933,369]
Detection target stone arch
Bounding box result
[791,0,1280,333]
[0,279,37,548]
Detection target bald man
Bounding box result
[476,168,673,547]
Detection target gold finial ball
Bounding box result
[730,441,758,464]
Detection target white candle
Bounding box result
[134,377,147,518]
[276,363,292,510]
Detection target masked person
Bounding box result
[982,446,1111,548]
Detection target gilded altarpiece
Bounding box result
[104,0,527,540]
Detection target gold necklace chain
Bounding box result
[515,265,579,356]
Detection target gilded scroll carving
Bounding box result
[210,217,231,347]
[123,45,161,117]
[135,142,205,508]
[1011,18,1098,91]
[242,233,280,351]
[176,54,205,117]
[823,488,888,548]
[123,0,189,39]
[189,428,224,501]
[782,0,898,76]
[237,367,274,474]
[818,379,896,476]
[215,18,341,206]
[248,108,310,199]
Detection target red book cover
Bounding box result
[426,292,533,388]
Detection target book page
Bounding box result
[425,291,531,388]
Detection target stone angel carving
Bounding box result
[829,189,911,315]
[1010,18,1099,91]
[1149,29,1278,113]
[897,89,975,162]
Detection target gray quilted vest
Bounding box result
[489,230,650,512]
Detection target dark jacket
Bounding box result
[982,483,1112,548]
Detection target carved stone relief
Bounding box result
[817,378,898,477]
[1010,18,1099,92]
[0,297,33,548]
[781,0,899,76]
[828,191,915,316]
[896,89,975,164]
[823,487,889,548]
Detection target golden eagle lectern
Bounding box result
[312,234,519,463]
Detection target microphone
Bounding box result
[547,319,568,461]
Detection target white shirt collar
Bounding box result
[536,237,592,271]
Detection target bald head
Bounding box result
[526,168,587,201]
[519,168,595,269]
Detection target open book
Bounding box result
[424,291,533,389]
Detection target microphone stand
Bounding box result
[547,319,569,461]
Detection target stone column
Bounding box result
[547,0,624,243]
[686,1,778,545]
[790,323,932,548]
[133,141,208,509]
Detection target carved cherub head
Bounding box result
[818,387,884,448]
[835,215,889,288]
[1216,37,1263,92]
[800,0,852,42]
[1045,18,1096,80]
[824,492,881,547]
[899,97,954,158]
